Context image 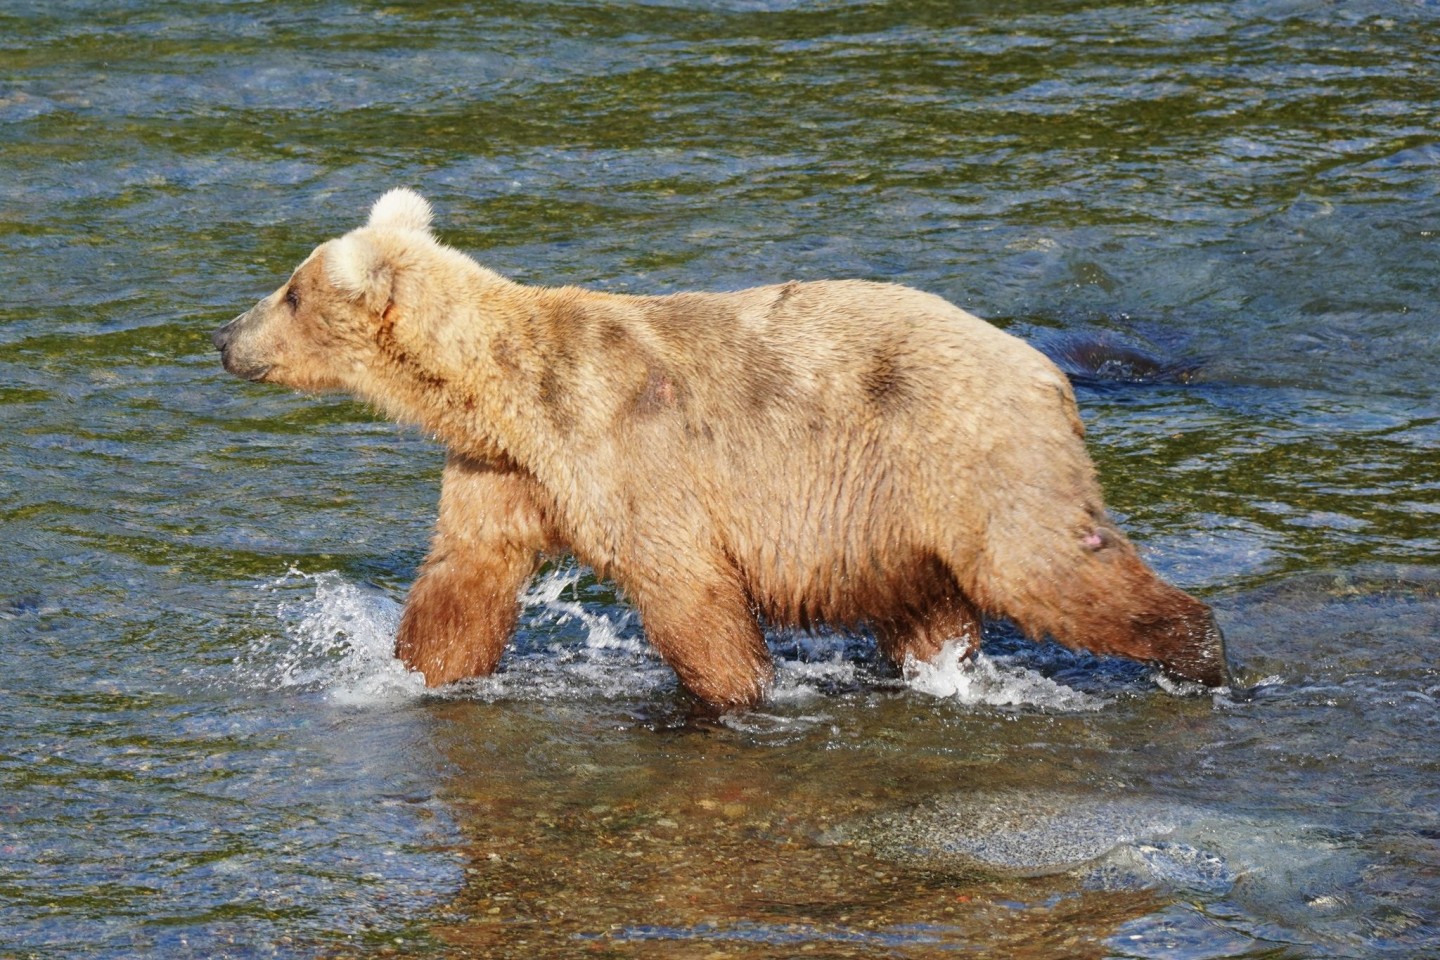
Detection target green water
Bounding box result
[2,1,1437,957]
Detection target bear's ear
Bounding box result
[325,234,393,308]
[367,188,434,235]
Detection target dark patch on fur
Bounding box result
[549,298,590,336]
[634,366,682,415]
[377,303,449,393]
[769,281,801,316]
[754,548,966,637]
[599,321,630,350]
[862,351,909,410]
[740,345,796,413]
[640,293,726,351]
[522,300,583,380]
[866,553,967,633]
[550,333,579,375]
[492,336,521,374]
[543,300,588,377]
[538,366,573,429]
[633,291,798,414]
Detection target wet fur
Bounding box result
[214,190,1230,707]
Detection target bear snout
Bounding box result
[212,311,272,382]
[211,317,236,353]
[1155,611,1234,690]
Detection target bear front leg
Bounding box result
[396,454,553,686]
[875,593,983,669]
[629,566,774,709]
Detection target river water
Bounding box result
[2,1,1438,957]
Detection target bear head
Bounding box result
[212,188,458,396]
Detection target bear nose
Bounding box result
[212,316,240,352]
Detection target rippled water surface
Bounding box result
[2,1,1438,957]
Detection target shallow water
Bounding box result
[2,1,1438,957]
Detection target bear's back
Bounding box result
[609,279,1061,426]
[527,280,1088,631]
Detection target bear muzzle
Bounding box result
[1155,611,1238,692]
[212,312,273,382]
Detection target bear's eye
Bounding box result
[285,286,300,311]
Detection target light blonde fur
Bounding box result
[214,190,1231,707]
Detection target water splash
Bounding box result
[904,640,1105,712]
[238,568,425,705]
[240,569,1106,713]
[457,566,671,703]
[236,567,669,705]
[770,630,866,703]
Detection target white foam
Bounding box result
[769,630,863,704]
[238,569,1105,713]
[238,566,669,705]
[521,567,648,656]
[903,640,1105,712]
[438,567,671,703]
[238,568,425,706]
[772,655,859,703]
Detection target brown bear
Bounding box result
[213,188,1232,708]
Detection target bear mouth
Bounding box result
[221,355,272,382]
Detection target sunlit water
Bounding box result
[2,1,1438,957]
